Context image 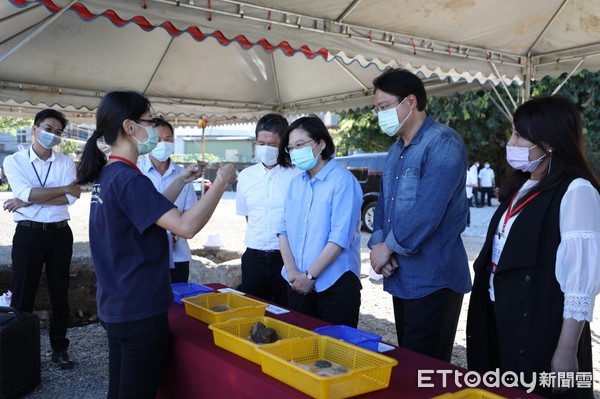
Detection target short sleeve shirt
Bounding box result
[89,162,176,323]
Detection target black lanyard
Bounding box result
[29,149,53,188]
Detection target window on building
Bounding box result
[17,129,27,143]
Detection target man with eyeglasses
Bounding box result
[368,69,471,362]
[236,114,301,306]
[2,109,81,369]
[138,117,199,283]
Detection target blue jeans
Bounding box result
[101,312,169,398]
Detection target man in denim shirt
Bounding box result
[368,69,472,362]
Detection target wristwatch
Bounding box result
[305,271,316,280]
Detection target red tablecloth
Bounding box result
[157,284,541,399]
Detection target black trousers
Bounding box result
[287,270,362,328]
[10,223,73,351]
[101,312,169,399]
[479,186,493,206]
[170,261,190,284]
[239,248,288,306]
[393,288,463,362]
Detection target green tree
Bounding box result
[530,70,600,176]
[59,138,79,155]
[333,108,395,155]
[0,116,32,134]
[171,152,220,164]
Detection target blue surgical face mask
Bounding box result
[290,142,320,171]
[132,122,158,155]
[151,142,174,162]
[377,98,412,137]
[37,130,62,149]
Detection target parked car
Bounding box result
[336,153,387,233]
[192,177,212,198]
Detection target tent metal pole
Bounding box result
[270,54,283,113]
[0,0,80,64]
[143,38,175,96]
[151,0,522,70]
[487,90,512,123]
[336,0,363,23]
[524,57,532,102]
[488,61,517,110]
[333,58,368,92]
[551,57,586,95]
[0,2,41,24]
[527,0,571,56]
[487,82,513,120]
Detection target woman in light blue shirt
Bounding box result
[277,116,363,327]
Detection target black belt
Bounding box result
[17,220,69,230]
[247,248,280,254]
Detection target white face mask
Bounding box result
[506,145,547,172]
[255,145,278,166]
[150,142,174,162]
[377,98,412,137]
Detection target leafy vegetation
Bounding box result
[59,138,79,155]
[171,152,220,164]
[0,116,32,134]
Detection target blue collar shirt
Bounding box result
[368,116,472,299]
[279,159,362,292]
[139,156,198,263]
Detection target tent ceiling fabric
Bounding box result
[1,0,600,124]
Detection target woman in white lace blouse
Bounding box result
[466,95,599,399]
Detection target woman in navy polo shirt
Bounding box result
[76,91,236,398]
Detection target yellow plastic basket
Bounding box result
[256,335,398,399]
[208,316,318,364]
[182,292,267,324]
[431,388,507,399]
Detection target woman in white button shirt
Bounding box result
[466,95,600,399]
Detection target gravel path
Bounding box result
[0,191,598,398]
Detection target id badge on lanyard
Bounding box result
[490,224,506,274]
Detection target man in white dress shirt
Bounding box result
[477,161,496,206]
[138,118,198,283]
[468,160,480,207]
[2,109,81,369]
[236,114,301,306]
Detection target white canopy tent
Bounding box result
[1,0,599,124]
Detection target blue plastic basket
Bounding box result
[171,282,213,305]
[313,325,382,352]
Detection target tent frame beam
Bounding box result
[152,0,523,70]
[0,0,80,64]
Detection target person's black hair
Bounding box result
[255,113,288,139]
[34,109,68,130]
[499,95,600,205]
[277,115,335,168]
[152,117,174,135]
[372,68,427,111]
[76,91,151,184]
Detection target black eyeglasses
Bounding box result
[285,139,315,153]
[371,98,404,116]
[38,124,63,135]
